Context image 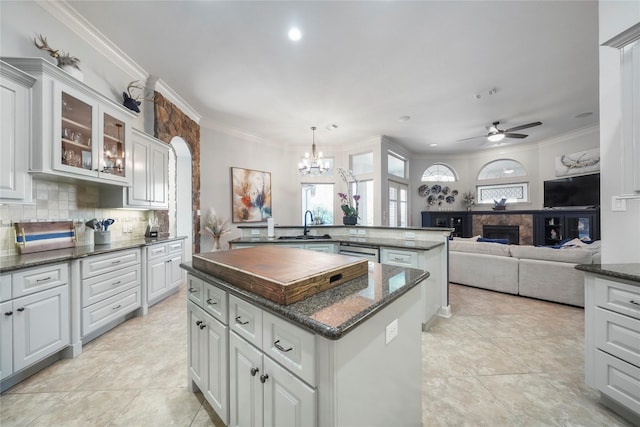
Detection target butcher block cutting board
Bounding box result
[192,246,369,305]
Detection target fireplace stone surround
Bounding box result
[472,213,534,245]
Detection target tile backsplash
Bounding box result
[0,179,151,257]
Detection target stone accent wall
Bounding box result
[472,214,534,245]
[153,91,201,253]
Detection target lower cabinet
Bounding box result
[229,331,316,427]
[1,263,70,384]
[80,249,141,338]
[188,301,229,424]
[147,240,185,307]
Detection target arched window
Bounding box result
[421,163,457,182]
[478,159,527,180]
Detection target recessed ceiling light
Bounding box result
[288,27,302,41]
[429,143,438,147]
[398,115,410,122]
[326,124,338,131]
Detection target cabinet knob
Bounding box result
[250,367,259,376]
[4,311,13,316]
[260,374,269,384]
[206,298,217,305]
[16,307,25,312]
[199,323,206,330]
[235,316,249,325]
[196,320,203,326]
[630,300,640,306]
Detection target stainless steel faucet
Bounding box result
[304,210,314,235]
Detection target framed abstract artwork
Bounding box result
[231,167,272,223]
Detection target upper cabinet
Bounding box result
[0,61,35,203]
[99,129,170,210]
[3,58,135,186]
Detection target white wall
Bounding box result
[409,126,599,225]
[598,1,640,263]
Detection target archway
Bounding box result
[170,136,193,261]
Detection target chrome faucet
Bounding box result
[303,210,314,236]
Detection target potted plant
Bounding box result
[201,208,231,251]
[462,191,476,211]
[338,168,360,225]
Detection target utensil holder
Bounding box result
[94,231,111,245]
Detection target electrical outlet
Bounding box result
[612,196,627,212]
[405,231,416,239]
[251,229,260,235]
[385,319,398,344]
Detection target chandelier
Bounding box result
[298,126,329,175]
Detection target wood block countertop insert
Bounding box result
[192,246,369,305]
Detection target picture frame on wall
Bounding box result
[231,167,272,223]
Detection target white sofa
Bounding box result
[448,238,601,307]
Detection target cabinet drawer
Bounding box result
[204,282,228,325]
[187,274,204,306]
[594,350,640,416]
[263,311,316,386]
[81,249,140,279]
[147,243,168,260]
[594,277,640,320]
[12,263,69,298]
[168,240,184,255]
[594,307,640,368]
[380,248,419,268]
[82,286,140,337]
[229,294,262,348]
[82,264,140,308]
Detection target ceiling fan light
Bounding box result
[487,133,505,143]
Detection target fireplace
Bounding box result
[483,225,520,245]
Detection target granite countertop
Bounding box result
[182,261,429,340]
[0,236,187,273]
[229,236,445,251]
[576,263,640,285]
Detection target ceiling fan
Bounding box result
[457,121,542,143]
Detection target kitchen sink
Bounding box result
[277,234,332,240]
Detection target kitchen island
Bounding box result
[182,246,429,427]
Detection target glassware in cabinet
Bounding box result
[60,92,94,171]
[102,113,126,178]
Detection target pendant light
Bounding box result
[298,126,329,175]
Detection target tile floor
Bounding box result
[0,283,634,426]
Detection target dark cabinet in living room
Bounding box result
[421,211,471,238]
[533,209,600,246]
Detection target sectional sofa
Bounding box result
[448,238,601,307]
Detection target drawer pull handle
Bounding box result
[206,298,217,305]
[630,300,640,306]
[112,281,121,286]
[260,374,269,384]
[166,259,172,263]
[111,260,121,264]
[112,305,121,310]
[329,273,342,283]
[274,340,293,353]
[17,307,25,312]
[250,367,259,376]
[36,276,52,282]
[196,320,203,326]
[199,323,206,330]
[4,311,13,316]
[188,288,199,293]
[235,316,249,325]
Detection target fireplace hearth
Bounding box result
[483,225,520,245]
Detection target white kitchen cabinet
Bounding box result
[380,247,421,269]
[231,242,336,253]
[146,240,185,307]
[128,130,169,208]
[1,262,70,385]
[189,301,229,424]
[229,330,263,427]
[0,61,35,203]
[3,58,134,186]
[585,275,640,422]
[80,248,141,339]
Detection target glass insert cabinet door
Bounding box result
[102,113,126,178]
[60,91,94,173]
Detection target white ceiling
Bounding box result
[67,0,600,155]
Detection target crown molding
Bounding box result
[200,118,269,145]
[36,0,201,124]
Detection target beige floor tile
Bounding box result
[0,392,66,426]
[108,388,202,426]
[490,334,585,373]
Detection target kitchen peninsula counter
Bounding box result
[229,235,445,251]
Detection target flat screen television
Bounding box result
[543,173,600,208]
